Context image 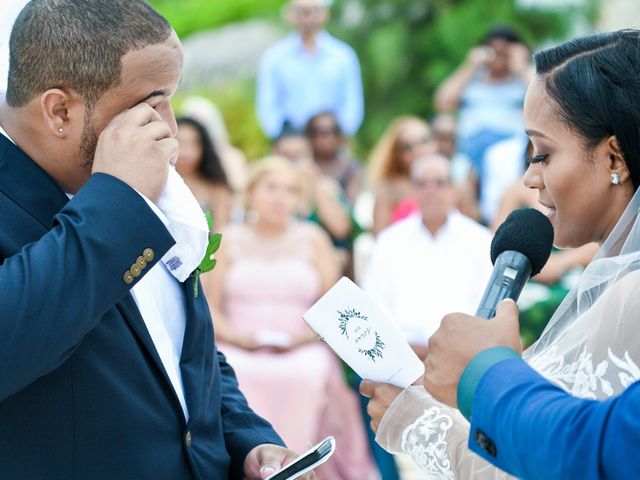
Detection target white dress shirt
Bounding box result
[362,211,493,344]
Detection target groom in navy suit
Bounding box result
[0,1,313,479]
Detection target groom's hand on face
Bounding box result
[92,103,178,203]
[424,299,522,408]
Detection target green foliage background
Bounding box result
[148,0,286,38]
[149,0,595,159]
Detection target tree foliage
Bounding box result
[330,0,580,154]
[149,0,592,158]
[147,0,286,38]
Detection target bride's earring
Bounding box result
[611,172,621,185]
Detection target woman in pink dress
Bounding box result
[205,157,374,479]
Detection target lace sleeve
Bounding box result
[375,386,515,480]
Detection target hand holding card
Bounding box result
[303,277,424,388]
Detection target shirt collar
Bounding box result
[418,209,458,240]
[0,92,14,144]
[291,30,330,55]
[0,124,12,144]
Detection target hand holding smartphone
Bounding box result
[265,437,336,480]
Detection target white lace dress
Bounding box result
[376,261,640,479]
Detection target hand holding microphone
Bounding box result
[424,209,554,408]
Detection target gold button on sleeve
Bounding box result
[123,271,134,285]
[143,248,154,262]
[130,264,142,278]
[136,256,147,269]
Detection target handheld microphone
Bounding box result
[476,208,554,319]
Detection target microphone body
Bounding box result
[475,250,531,319]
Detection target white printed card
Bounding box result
[303,277,424,388]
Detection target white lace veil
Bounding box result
[526,185,640,359]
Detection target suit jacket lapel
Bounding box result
[117,293,187,423]
[180,276,208,421]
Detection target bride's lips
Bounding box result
[538,201,556,218]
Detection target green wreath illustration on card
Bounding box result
[338,308,385,362]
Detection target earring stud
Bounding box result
[58,128,63,133]
[611,172,621,185]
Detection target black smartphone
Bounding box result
[265,436,336,480]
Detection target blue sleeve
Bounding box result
[468,357,640,479]
[217,349,285,477]
[458,346,521,420]
[337,48,364,136]
[256,49,286,139]
[0,173,175,401]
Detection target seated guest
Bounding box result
[180,95,249,193]
[305,111,361,205]
[431,112,480,221]
[204,157,373,480]
[363,153,493,359]
[274,129,354,266]
[368,116,437,235]
[176,116,233,228]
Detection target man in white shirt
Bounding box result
[363,154,493,358]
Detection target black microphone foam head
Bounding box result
[491,208,554,276]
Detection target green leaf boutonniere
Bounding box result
[193,211,222,298]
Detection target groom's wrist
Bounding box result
[458,346,521,421]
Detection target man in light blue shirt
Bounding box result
[256,0,364,139]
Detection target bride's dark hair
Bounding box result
[534,29,640,190]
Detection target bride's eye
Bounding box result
[527,154,549,164]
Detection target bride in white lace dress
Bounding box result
[364,29,640,479]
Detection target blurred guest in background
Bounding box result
[435,25,532,192]
[431,112,480,220]
[272,126,313,163]
[180,95,249,194]
[205,157,373,479]
[363,154,493,359]
[274,129,354,269]
[176,117,233,229]
[481,133,529,224]
[368,116,437,235]
[305,111,362,205]
[256,0,364,139]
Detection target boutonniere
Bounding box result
[193,211,222,298]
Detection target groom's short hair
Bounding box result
[6,0,172,108]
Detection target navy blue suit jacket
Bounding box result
[468,357,640,479]
[0,133,283,479]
